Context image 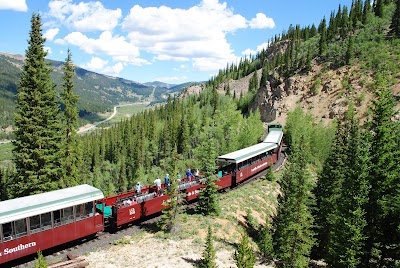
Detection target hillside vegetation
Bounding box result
[0,52,194,139]
[1,0,399,267]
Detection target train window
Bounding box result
[14,219,27,238]
[29,215,41,234]
[41,212,52,230]
[2,222,13,241]
[53,210,61,227]
[75,204,84,220]
[62,207,74,224]
[84,201,94,217]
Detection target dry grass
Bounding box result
[85,175,282,268]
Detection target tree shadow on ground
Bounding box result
[182,257,201,266]
[238,215,258,244]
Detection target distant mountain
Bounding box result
[0,52,199,130]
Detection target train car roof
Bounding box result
[218,142,277,164]
[0,184,104,224]
[263,129,283,145]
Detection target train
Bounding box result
[0,124,283,266]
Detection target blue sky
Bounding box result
[0,0,353,84]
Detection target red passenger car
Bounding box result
[0,184,104,265]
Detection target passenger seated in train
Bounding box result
[194,168,199,178]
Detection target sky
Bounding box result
[0,0,353,84]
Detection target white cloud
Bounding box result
[193,55,239,72]
[249,13,275,29]
[63,31,140,58]
[81,57,124,77]
[152,76,188,83]
[102,62,124,77]
[81,57,108,71]
[242,41,270,56]
[0,0,27,12]
[48,0,121,31]
[43,28,60,41]
[121,0,250,72]
[44,47,52,55]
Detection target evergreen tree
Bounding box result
[363,75,400,267]
[389,0,400,38]
[362,0,372,24]
[273,116,317,268]
[11,13,62,197]
[318,17,327,55]
[33,250,48,268]
[260,65,269,88]
[324,113,370,268]
[233,232,256,268]
[199,225,218,268]
[312,118,350,260]
[258,218,273,259]
[0,168,7,201]
[345,36,354,65]
[60,49,81,187]
[374,0,384,17]
[196,121,220,216]
[158,146,183,232]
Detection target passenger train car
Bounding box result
[0,125,283,265]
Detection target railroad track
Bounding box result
[11,153,286,268]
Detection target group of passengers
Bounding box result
[153,168,201,196]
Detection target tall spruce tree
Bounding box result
[158,146,183,232]
[12,13,62,197]
[318,17,327,56]
[363,75,400,267]
[374,0,384,17]
[60,49,81,187]
[196,121,220,216]
[389,0,400,38]
[312,118,350,260]
[323,112,370,268]
[272,149,316,268]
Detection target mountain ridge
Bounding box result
[0,52,199,135]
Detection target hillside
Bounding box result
[0,52,196,135]
[184,4,400,125]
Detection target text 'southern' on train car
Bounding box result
[0,185,104,265]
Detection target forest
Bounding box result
[1,0,400,267]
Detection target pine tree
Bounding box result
[323,112,370,268]
[374,0,384,17]
[196,121,220,216]
[260,65,269,88]
[258,218,273,259]
[199,225,218,268]
[389,0,400,38]
[362,0,372,24]
[158,146,183,232]
[363,74,400,267]
[273,144,315,268]
[233,232,256,268]
[11,13,62,197]
[60,49,81,187]
[34,250,48,268]
[318,17,327,56]
[345,36,354,65]
[312,117,350,260]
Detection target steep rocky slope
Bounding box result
[186,62,400,126]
